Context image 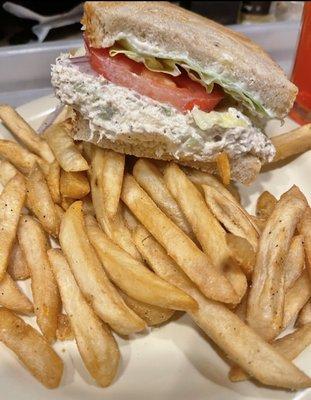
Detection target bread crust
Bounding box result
[82,1,297,119]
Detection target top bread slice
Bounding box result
[82,1,297,119]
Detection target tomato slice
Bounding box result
[87,44,223,113]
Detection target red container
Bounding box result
[290,2,311,125]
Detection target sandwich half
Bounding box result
[51,1,297,184]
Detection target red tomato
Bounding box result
[87,45,223,113]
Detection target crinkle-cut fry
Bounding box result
[247,186,307,341]
[0,273,33,314]
[284,235,305,291]
[216,152,231,185]
[203,185,260,251]
[133,224,311,390]
[296,301,311,327]
[7,242,30,281]
[121,174,239,304]
[0,104,54,163]
[256,190,277,220]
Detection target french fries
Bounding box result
[60,196,75,210]
[283,270,311,329]
[0,308,63,388]
[163,163,247,302]
[133,224,311,389]
[18,216,61,342]
[216,151,231,185]
[271,123,311,163]
[284,235,305,291]
[122,174,238,304]
[56,314,74,341]
[85,214,196,311]
[48,249,120,387]
[229,323,311,382]
[60,170,90,199]
[297,301,311,327]
[0,273,33,314]
[46,160,61,204]
[298,207,311,277]
[0,159,20,186]
[247,186,307,341]
[203,185,260,250]
[0,104,54,163]
[44,122,88,171]
[7,242,30,280]
[226,234,255,280]
[119,290,175,326]
[133,159,193,237]
[256,190,277,220]
[26,164,59,237]
[0,174,26,280]
[59,201,146,335]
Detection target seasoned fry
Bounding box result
[256,191,277,220]
[44,122,88,171]
[247,186,307,341]
[0,273,33,314]
[0,174,26,280]
[0,104,54,163]
[18,216,61,342]
[122,174,238,303]
[203,185,260,250]
[119,290,175,326]
[229,324,311,382]
[163,163,247,302]
[85,214,196,311]
[283,270,311,329]
[226,234,255,280]
[26,165,59,237]
[134,224,311,389]
[48,249,120,387]
[284,235,305,291]
[297,301,311,327]
[59,201,146,335]
[90,148,141,260]
[0,308,63,388]
[7,242,30,280]
[216,152,231,185]
[271,123,311,163]
[60,170,90,199]
[133,159,193,237]
[298,207,311,277]
[56,314,74,341]
[46,160,61,204]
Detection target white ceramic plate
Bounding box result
[0,95,310,400]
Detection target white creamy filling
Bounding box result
[51,55,275,162]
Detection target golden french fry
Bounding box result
[163,163,246,302]
[90,148,141,260]
[59,201,146,335]
[48,249,120,387]
[0,159,20,187]
[203,185,260,251]
[122,206,139,231]
[0,273,33,314]
[284,235,305,291]
[0,308,63,388]
[60,196,75,210]
[85,215,197,311]
[229,324,311,382]
[122,174,238,304]
[256,190,277,220]
[0,174,26,280]
[119,290,175,326]
[216,152,231,185]
[0,104,54,163]
[46,160,61,204]
[283,270,311,329]
[133,224,311,390]
[247,186,307,341]
[298,207,311,277]
[56,314,74,341]
[7,242,30,280]
[133,159,193,237]
[60,170,90,199]
[55,204,65,221]
[296,301,311,327]
[234,291,248,321]
[226,234,255,280]
[271,123,311,163]
[26,165,59,237]
[18,216,61,342]
[44,123,88,171]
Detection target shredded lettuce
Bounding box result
[108,39,271,118]
[192,107,250,130]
